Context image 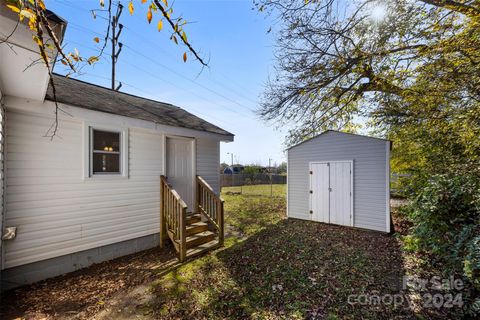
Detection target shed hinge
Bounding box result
[309,170,313,174]
[309,190,313,194]
[309,210,313,214]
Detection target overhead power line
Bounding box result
[52,0,257,118]
[122,43,256,113]
[119,57,252,120]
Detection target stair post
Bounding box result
[195,176,200,214]
[160,176,165,248]
[218,198,224,247]
[179,206,187,262]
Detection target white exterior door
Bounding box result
[310,161,352,226]
[329,162,352,226]
[166,137,194,209]
[310,162,330,223]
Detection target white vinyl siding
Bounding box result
[196,137,220,194]
[3,94,226,269]
[288,131,389,232]
[4,110,163,268]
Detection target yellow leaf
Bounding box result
[37,0,46,10]
[128,1,134,15]
[141,0,147,3]
[20,9,34,20]
[147,9,152,24]
[87,56,99,65]
[171,35,178,45]
[93,37,100,43]
[32,35,42,46]
[157,20,163,31]
[6,5,21,13]
[183,52,187,63]
[162,0,168,7]
[181,31,187,43]
[100,0,105,8]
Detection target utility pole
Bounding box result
[269,158,273,197]
[111,3,124,90]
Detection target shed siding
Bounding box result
[196,138,220,194]
[287,131,388,232]
[4,110,162,268]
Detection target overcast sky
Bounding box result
[47,0,287,166]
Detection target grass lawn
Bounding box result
[140,185,417,319]
[1,185,448,319]
[222,183,286,197]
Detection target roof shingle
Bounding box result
[45,74,233,138]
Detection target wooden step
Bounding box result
[186,221,209,236]
[186,239,220,259]
[186,231,215,249]
[186,213,201,225]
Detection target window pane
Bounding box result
[93,130,120,152]
[92,153,120,173]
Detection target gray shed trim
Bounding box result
[287,130,390,232]
[287,130,391,151]
[46,74,234,138]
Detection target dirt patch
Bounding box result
[0,244,177,320]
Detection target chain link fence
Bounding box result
[221,173,286,187]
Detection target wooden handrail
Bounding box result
[196,175,224,246]
[160,175,187,261]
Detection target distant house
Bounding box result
[223,165,244,174]
[0,9,233,290]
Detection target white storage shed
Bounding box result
[287,130,391,233]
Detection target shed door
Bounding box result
[310,163,329,223]
[329,162,352,226]
[310,161,352,226]
[166,137,194,209]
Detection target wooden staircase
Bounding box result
[160,175,224,261]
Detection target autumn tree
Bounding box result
[2,0,207,137]
[256,0,479,160]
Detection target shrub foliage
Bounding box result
[406,174,480,316]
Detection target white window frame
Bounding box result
[83,123,129,179]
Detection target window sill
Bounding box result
[83,174,129,181]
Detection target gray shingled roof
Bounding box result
[45,74,233,138]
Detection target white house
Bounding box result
[0,8,233,290]
[287,130,391,233]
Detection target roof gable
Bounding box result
[45,74,233,138]
[288,130,390,151]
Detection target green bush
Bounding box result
[405,174,480,316]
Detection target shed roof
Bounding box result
[287,130,391,151]
[45,74,234,138]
